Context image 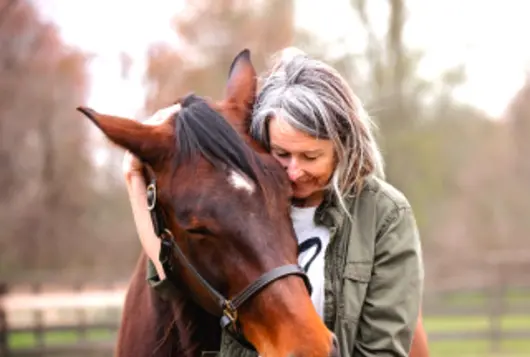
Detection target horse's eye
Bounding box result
[186,227,212,236]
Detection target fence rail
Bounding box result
[1,281,530,357]
[6,342,116,357]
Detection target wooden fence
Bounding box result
[1,280,530,357]
[422,286,530,356]
[0,279,125,357]
[1,283,8,357]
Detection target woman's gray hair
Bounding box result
[250,47,385,214]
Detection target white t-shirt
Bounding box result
[290,205,331,320]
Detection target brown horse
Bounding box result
[77,50,339,357]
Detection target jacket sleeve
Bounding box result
[145,258,179,301]
[353,206,424,357]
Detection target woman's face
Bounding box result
[268,116,335,206]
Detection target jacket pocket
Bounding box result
[340,261,372,321]
[338,261,372,354]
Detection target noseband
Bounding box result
[143,171,312,351]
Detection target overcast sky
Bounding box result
[34,0,530,119]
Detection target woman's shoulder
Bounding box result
[341,176,415,237]
[317,176,413,232]
[357,176,412,213]
[338,177,421,263]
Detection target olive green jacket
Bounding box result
[147,176,424,357]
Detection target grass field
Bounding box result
[422,288,530,357]
[424,314,530,357]
[7,314,530,357]
[9,328,115,349]
[6,288,530,357]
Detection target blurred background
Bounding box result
[0,0,529,356]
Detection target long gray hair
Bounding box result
[250,47,385,215]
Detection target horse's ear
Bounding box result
[224,49,257,117]
[76,107,172,164]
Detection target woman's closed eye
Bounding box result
[272,146,322,161]
[303,153,320,161]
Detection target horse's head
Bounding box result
[77,50,339,357]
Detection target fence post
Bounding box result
[489,262,505,354]
[74,281,88,343]
[31,282,45,349]
[0,282,9,357]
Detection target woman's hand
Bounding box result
[122,103,182,279]
[122,103,182,183]
[122,151,144,183]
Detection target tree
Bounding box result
[0,0,92,278]
[294,0,504,287]
[143,0,294,115]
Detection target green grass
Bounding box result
[7,312,530,357]
[9,328,114,349]
[424,314,530,357]
[425,314,530,332]
[9,317,530,357]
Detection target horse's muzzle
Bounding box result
[329,334,341,357]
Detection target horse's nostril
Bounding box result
[329,333,341,357]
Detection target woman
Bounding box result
[123,48,428,356]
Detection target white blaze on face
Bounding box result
[228,170,255,194]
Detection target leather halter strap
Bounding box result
[144,173,312,351]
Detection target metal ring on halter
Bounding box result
[161,228,174,240]
[146,183,157,210]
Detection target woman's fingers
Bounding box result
[142,103,181,126]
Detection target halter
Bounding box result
[144,170,312,351]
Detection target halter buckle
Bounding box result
[146,183,157,210]
[222,300,238,324]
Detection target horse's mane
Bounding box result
[174,94,273,190]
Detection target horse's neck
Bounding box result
[161,286,221,356]
[116,253,221,357]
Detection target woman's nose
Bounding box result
[286,161,304,181]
